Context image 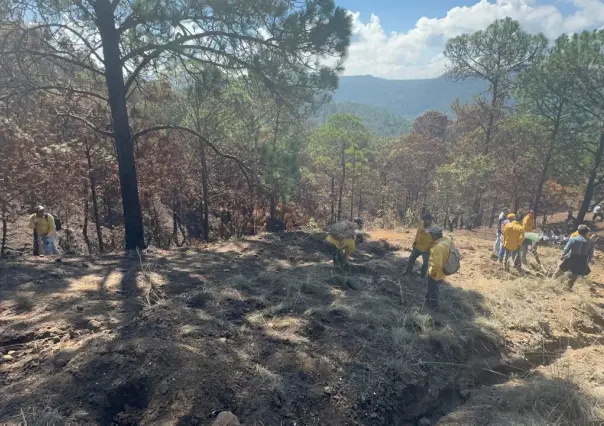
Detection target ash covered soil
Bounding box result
[1,230,603,425]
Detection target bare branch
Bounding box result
[132,124,252,191]
[23,23,104,65]
[121,30,276,64]
[0,85,108,103]
[57,111,114,138]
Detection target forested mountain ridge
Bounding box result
[334,75,487,118]
[313,101,412,136]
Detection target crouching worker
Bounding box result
[404,213,435,278]
[554,224,594,290]
[426,226,459,310]
[521,232,545,265]
[326,217,364,270]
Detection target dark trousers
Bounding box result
[426,277,441,308]
[406,248,430,277]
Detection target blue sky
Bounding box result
[339,0,604,79]
[338,0,481,33]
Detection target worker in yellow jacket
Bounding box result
[520,210,535,262]
[522,210,534,232]
[404,213,435,278]
[28,206,59,255]
[426,226,452,310]
[502,214,525,272]
[325,217,364,269]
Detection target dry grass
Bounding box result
[137,249,166,307]
[7,407,65,425]
[442,347,604,425]
[2,228,603,425]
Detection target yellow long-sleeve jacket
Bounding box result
[326,235,356,254]
[570,230,594,239]
[414,223,435,252]
[28,213,56,236]
[429,236,452,281]
[503,221,525,251]
[522,215,534,232]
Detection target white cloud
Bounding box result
[343,0,604,79]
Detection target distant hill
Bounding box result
[334,75,488,118]
[313,101,412,137]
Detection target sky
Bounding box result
[336,0,604,79]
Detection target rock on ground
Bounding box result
[211,411,240,426]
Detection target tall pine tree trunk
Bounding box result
[83,184,92,255]
[95,0,145,250]
[350,149,356,219]
[1,214,7,256]
[199,142,210,242]
[576,132,604,226]
[330,175,335,224]
[338,147,346,222]
[489,198,497,228]
[472,82,499,221]
[532,122,559,218]
[85,138,104,253]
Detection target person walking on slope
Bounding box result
[498,213,515,262]
[325,217,364,269]
[404,213,435,277]
[28,206,60,256]
[520,210,535,262]
[593,204,603,222]
[425,226,452,310]
[523,210,534,232]
[502,214,525,272]
[493,207,510,256]
[554,224,594,290]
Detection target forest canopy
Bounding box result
[0,10,603,253]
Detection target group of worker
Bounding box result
[325,213,454,310]
[326,207,598,309]
[493,207,596,289]
[494,208,536,272]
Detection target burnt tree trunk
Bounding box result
[533,104,563,218]
[1,215,7,256]
[576,132,604,227]
[85,138,104,253]
[488,198,498,228]
[350,148,356,220]
[94,0,145,250]
[338,145,346,222]
[330,174,335,224]
[199,142,210,242]
[83,185,92,255]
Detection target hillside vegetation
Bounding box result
[2,4,604,425]
[313,101,412,136]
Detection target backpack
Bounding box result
[329,221,356,241]
[46,213,62,231]
[443,240,460,275]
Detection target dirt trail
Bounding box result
[1,230,603,425]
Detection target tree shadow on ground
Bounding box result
[0,233,600,425]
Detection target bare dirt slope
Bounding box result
[1,230,603,425]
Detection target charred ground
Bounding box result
[0,230,603,425]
